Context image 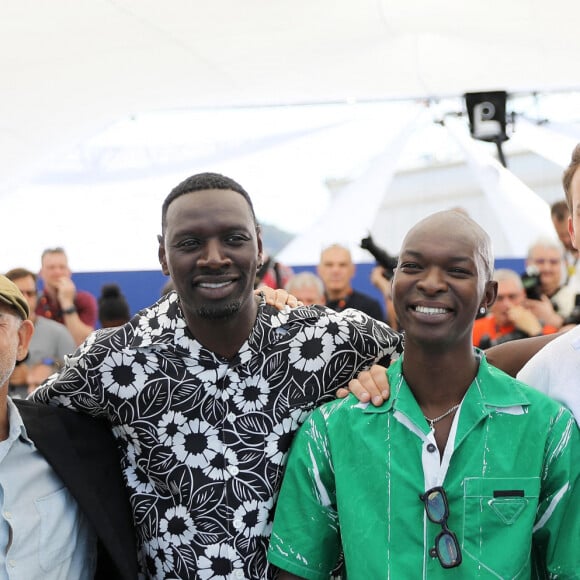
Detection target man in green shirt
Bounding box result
[268,210,580,579]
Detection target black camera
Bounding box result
[360,234,398,279]
[563,294,580,325]
[521,266,543,301]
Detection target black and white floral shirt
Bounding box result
[31,292,403,579]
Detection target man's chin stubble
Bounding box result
[196,301,241,320]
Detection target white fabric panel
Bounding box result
[444,118,555,256]
[276,109,430,265]
[511,120,578,169]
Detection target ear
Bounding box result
[569,215,578,250]
[482,280,498,310]
[158,235,170,276]
[256,226,264,271]
[16,319,34,362]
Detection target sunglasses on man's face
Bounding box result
[419,486,462,569]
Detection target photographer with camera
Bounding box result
[360,234,399,328]
[369,265,399,330]
[473,268,559,348]
[523,237,575,328]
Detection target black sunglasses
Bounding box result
[419,486,462,568]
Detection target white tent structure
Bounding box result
[2,0,580,272]
[278,112,580,265]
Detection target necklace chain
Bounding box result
[424,403,461,429]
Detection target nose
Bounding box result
[198,239,230,268]
[416,267,447,294]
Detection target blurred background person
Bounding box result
[551,199,579,288]
[317,244,385,320]
[285,272,325,306]
[473,268,559,348]
[98,283,131,328]
[255,252,294,290]
[36,247,97,345]
[6,267,75,397]
[369,265,397,330]
[524,237,575,327]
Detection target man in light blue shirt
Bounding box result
[0,275,137,579]
[0,398,96,578]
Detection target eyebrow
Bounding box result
[401,250,474,264]
[0,311,19,323]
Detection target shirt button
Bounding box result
[229,465,239,476]
[8,560,15,568]
[233,518,242,529]
[227,413,236,423]
[429,547,438,558]
[426,443,437,453]
[4,511,11,519]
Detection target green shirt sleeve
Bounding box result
[267,407,340,580]
[532,406,580,575]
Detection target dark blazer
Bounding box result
[14,399,138,580]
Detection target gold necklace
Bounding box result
[424,403,461,430]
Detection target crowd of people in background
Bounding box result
[1,145,580,578]
[10,197,579,364]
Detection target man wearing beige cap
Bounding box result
[0,275,137,579]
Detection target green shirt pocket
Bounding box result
[461,477,540,577]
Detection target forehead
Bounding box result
[165,189,255,231]
[497,278,522,294]
[295,285,323,298]
[321,247,351,263]
[0,304,19,321]
[12,275,35,288]
[42,252,67,265]
[530,245,560,258]
[402,215,479,258]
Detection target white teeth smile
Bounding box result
[414,305,448,315]
[199,281,232,289]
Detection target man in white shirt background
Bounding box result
[518,144,580,423]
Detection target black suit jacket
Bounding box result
[14,399,138,580]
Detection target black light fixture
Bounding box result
[464,91,509,166]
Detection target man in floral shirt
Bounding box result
[31,172,404,579]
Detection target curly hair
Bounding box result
[161,172,257,232]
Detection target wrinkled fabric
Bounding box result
[31,293,403,579]
[268,354,580,579]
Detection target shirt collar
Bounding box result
[127,292,315,360]
[128,293,333,366]
[128,292,190,351]
[6,398,34,446]
[363,349,533,425]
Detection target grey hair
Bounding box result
[493,268,523,289]
[527,237,563,260]
[285,272,325,296]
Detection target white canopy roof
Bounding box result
[2,1,580,271]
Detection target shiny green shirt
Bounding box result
[268,355,580,579]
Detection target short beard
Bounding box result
[196,300,241,320]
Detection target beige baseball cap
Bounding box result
[0,275,29,320]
